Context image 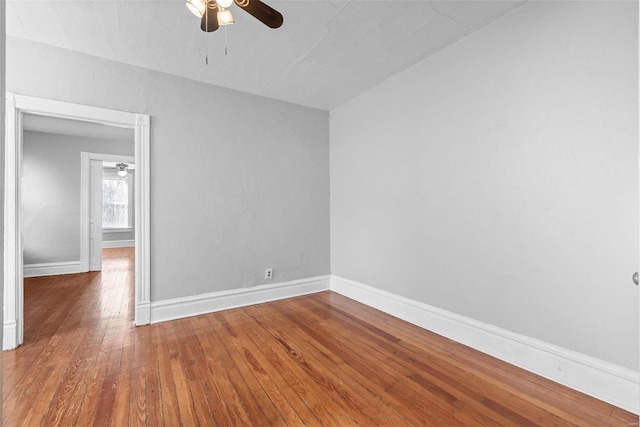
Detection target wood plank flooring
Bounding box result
[3,247,636,425]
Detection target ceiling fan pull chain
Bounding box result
[225,25,229,56]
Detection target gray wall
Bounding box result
[23,131,134,264]
[8,38,331,300]
[330,1,638,370]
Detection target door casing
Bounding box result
[4,93,151,349]
[89,159,103,271]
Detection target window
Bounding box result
[103,175,131,229]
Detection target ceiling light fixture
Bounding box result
[187,0,283,33]
[116,163,129,177]
[186,0,206,17]
[217,7,235,25]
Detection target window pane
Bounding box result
[103,178,129,228]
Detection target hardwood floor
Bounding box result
[3,247,636,426]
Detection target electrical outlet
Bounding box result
[265,268,273,280]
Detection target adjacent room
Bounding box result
[1,0,638,424]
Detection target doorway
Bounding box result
[81,153,136,272]
[4,93,151,349]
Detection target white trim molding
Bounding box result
[23,261,88,278]
[4,94,151,350]
[4,92,23,348]
[134,112,151,326]
[330,275,639,415]
[2,321,17,351]
[103,228,134,234]
[102,240,135,248]
[150,275,331,324]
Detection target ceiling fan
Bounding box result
[186,0,283,32]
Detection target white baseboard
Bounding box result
[102,239,135,248]
[23,260,88,278]
[3,321,18,350]
[330,275,639,415]
[135,301,151,326]
[150,275,331,324]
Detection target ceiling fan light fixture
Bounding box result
[189,0,282,32]
[186,0,206,17]
[217,0,233,8]
[116,163,129,177]
[217,7,235,25]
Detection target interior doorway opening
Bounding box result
[82,153,136,272]
[4,94,151,350]
[20,115,135,278]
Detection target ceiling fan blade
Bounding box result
[234,0,283,29]
[200,5,220,32]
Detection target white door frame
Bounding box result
[81,152,135,271]
[4,93,151,349]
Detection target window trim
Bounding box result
[103,227,134,233]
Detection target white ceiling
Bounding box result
[23,114,134,142]
[7,0,527,110]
